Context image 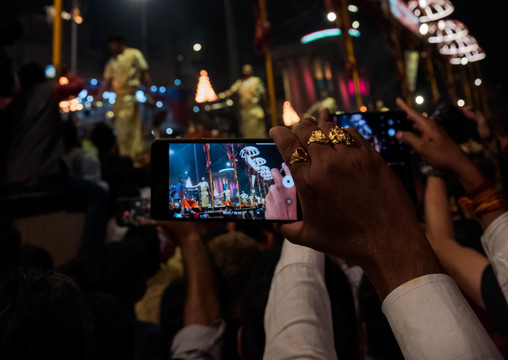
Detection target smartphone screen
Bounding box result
[331,111,410,154]
[151,139,300,222]
[115,187,152,227]
[116,197,151,226]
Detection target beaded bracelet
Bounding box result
[466,181,508,218]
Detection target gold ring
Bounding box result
[307,129,330,145]
[289,147,309,165]
[329,126,353,146]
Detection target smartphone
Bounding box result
[151,139,301,222]
[115,196,151,226]
[331,111,416,202]
[331,111,411,154]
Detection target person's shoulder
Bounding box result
[125,48,142,56]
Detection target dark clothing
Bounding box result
[99,153,139,216]
[1,81,63,185]
[482,264,508,337]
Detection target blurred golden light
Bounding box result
[59,76,69,85]
[282,101,300,126]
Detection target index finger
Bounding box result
[396,98,432,133]
[317,108,331,125]
[270,126,302,162]
[269,126,308,181]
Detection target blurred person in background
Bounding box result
[98,33,153,161]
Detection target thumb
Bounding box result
[279,221,305,245]
[396,131,422,151]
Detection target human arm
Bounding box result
[425,175,489,309]
[263,239,337,359]
[159,222,223,360]
[160,223,220,326]
[396,98,506,231]
[96,78,112,102]
[140,70,155,106]
[462,107,508,155]
[270,108,502,359]
[219,80,241,99]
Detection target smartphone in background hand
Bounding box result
[151,139,301,222]
[331,111,416,203]
[331,111,411,154]
[115,196,151,227]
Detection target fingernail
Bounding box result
[396,131,403,140]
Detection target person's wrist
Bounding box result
[452,160,485,193]
[179,232,201,247]
[361,230,442,300]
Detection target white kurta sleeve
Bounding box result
[263,240,337,360]
[481,211,508,301]
[382,274,502,360]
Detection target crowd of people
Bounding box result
[3,14,508,360]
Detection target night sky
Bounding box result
[5,0,507,101]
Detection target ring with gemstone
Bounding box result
[289,147,309,165]
[329,126,353,146]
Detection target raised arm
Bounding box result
[159,222,223,360]
[270,108,502,359]
[396,98,507,231]
[424,175,489,309]
[396,98,508,303]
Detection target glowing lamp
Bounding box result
[327,12,337,22]
[408,0,454,22]
[195,70,218,103]
[282,101,300,126]
[59,76,69,85]
[428,20,468,44]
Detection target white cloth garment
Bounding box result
[382,274,502,359]
[264,241,502,360]
[170,320,225,360]
[481,211,508,302]
[263,240,337,360]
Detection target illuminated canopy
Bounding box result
[449,47,486,65]
[258,166,273,180]
[438,35,479,55]
[408,0,454,22]
[240,146,260,158]
[428,20,468,43]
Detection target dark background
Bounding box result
[4,0,506,113]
